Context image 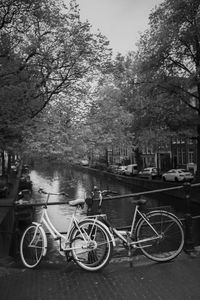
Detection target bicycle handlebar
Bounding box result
[93,188,118,196]
[91,187,119,209]
[38,188,69,197]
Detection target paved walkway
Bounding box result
[0,250,200,300]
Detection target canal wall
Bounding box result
[74,165,200,203]
[76,165,200,247]
[0,204,15,257]
[0,163,33,258]
[0,171,21,257]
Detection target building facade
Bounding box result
[171,137,197,173]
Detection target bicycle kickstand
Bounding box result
[128,246,133,268]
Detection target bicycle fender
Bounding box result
[145,210,183,225]
[82,218,116,247]
[32,222,48,256]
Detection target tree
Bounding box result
[111,52,137,111]
[135,0,200,179]
[0,0,112,154]
[76,81,133,163]
[22,99,71,159]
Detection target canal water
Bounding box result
[29,162,200,231]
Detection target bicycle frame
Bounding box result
[32,201,115,256]
[111,205,161,248]
[92,190,161,249]
[32,208,77,251]
[20,189,117,271]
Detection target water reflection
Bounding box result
[30,164,140,230]
[30,167,88,231]
[30,162,197,231]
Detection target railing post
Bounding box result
[183,182,195,254]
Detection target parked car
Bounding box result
[162,169,194,182]
[139,167,158,179]
[124,164,138,176]
[117,165,127,175]
[107,165,119,173]
[92,162,107,170]
[80,159,89,166]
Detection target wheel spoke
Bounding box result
[136,211,184,262]
[70,220,112,271]
[20,226,45,268]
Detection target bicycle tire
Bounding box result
[70,219,113,271]
[20,225,46,268]
[135,210,184,262]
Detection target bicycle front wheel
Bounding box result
[136,211,184,262]
[70,220,113,271]
[20,225,46,268]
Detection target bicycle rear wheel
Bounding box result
[20,225,46,268]
[70,220,113,271]
[136,211,184,262]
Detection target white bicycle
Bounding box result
[19,188,115,272]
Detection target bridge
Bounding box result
[0,165,200,258]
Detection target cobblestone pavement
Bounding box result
[0,250,200,300]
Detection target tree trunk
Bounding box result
[1,152,5,176]
[195,122,200,182]
[7,153,11,174]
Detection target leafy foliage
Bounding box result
[133,0,200,177]
[0,0,112,152]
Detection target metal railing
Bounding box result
[0,182,200,256]
[0,182,199,207]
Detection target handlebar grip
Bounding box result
[38,189,69,196]
[60,192,69,197]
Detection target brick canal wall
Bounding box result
[0,163,33,258]
[0,170,21,257]
[0,205,15,257]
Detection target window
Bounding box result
[182,151,186,164]
[188,151,194,163]
[177,148,182,164]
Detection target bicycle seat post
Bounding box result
[45,193,50,208]
[97,191,102,214]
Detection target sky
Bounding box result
[67,0,163,55]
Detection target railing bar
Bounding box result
[0,182,200,207]
[0,201,69,207]
[192,215,200,220]
[98,182,200,201]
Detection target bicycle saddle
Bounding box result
[69,199,85,207]
[135,199,147,205]
[130,198,146,205]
